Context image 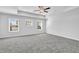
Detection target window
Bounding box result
[37,20,42,30]
[26,20,32,26]
[9,18,19,32]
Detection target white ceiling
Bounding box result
[0,6,79,15]
[17,6,79,15]
[47,6,79,15]
[17,6,76,13]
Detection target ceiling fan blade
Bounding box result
[44,7,50,10]
[34,10,40,11]
[44,10,48,13]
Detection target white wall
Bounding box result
[0,13,46,38]
[18,10,45,19]
[46,7,79,41]
[0,17,1,38]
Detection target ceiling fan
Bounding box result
[34,6,51,15]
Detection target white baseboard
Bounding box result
[46,32,79,41]
[0,33,46,39]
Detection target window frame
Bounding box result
[26,20,32,26]
[8,18,19,32]
[36,20,43,30]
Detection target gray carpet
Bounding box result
[0,33,79,53]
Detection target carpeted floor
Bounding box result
[0,33,79,53]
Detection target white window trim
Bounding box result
[26,20,33,26]
[8,18,19,32]
[37,20,43,31]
